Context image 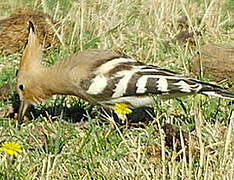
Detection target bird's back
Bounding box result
[65,49,234,108]
[69,49,195,107]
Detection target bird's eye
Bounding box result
[19,84,24,91]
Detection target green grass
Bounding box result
[0,0,234,179]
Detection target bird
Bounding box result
[16,21,234,124]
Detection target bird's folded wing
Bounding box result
[80,56,201,102]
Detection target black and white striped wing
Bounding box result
[80,55,234,107]
[81,56,203,107]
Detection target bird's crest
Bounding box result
[28,21,35,33]
[20,21,42,70]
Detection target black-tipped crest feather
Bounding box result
[24,21,36,48]
[28,21,35,33]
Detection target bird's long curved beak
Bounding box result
[18,100,30,124]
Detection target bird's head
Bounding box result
[17,21,45,124]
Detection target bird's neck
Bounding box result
[36,62,76,97]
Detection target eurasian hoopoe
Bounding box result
[17,22,234,123]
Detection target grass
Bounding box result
[0,0,234,179]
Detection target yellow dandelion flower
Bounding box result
[114,103,132,115]
[0,142,23,156]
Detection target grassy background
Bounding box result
[0,0,234,179]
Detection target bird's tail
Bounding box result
[198,81,234,100]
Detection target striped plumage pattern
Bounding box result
[78,50,234,108]
[17,22,234,123]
